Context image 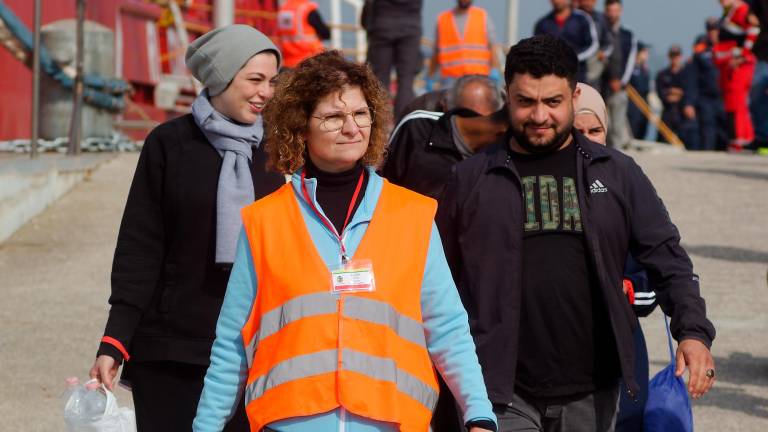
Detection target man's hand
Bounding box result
[683,105,696,120]
[675,339,715,399]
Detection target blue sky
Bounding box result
[317,0,726,73]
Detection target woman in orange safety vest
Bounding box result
[192,50,497,432]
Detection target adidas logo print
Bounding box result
[590,180,608,194]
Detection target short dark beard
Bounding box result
[511,122,573,155]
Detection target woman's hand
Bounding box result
[89,355,120,390]
[469,428,494,432]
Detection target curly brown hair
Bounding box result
[263,50,392,174]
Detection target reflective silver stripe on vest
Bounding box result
[244,349,338,403]
[245,336,257,370]
[344,297,427,348]
[244,348,438,411]
[342,348,438,410]
[439,43,490,54]
[258,292,338,342]
[441,58,491,68]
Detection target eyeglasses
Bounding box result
[312,107,374,132]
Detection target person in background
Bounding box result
[534,0,600,83]
[750,0,768,151]
[362,0,424,119]
[573,82,609,143]
[89,25,285,431]
[445,74,506,117]
[690,19,730,151]
[575,0,615,88]
[713,0,760,152]
[192,50,497,432]
[383,74,506,200]
[437,35,716,432]
[573,83,658,432]
[603,0,637,149]
[656,44,699,149]
[395,89,450,124]
[428,0,501,88]
[627,42,650,140]
[276,0,329,69]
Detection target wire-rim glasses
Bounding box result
[312,107,375,132]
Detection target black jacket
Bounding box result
[435,132,715,402]
[381,108,479,199]
[361,0,423,37]
[97,114,284,365]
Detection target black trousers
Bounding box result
[127,361,249,432]
[366,32,422,119]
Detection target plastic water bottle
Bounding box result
[61,377,81,410]
[63,378,107,430]
[80,381,107,422]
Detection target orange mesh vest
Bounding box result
[277,0,324,68]
[240,180,439,431]
[436,7,492,78]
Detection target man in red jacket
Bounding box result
[713,0,760,151]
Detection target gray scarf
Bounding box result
[192,90,262,265]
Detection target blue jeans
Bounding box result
[750,60,768,141]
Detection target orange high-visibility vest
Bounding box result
[436,6,492,78]
[239,180,439,431]
[276,0,324,68]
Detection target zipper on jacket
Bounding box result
[576,151,638,401]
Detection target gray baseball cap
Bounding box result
[185,24,282,96]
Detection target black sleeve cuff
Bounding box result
[96,341,124,364]
[466,419,497,431]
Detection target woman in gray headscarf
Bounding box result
[88,25,285,430]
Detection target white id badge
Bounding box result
[331,259,376,294]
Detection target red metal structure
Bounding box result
[0,0,278,141]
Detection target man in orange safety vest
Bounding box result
[428,0,500,89]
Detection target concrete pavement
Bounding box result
[0,150,766,431]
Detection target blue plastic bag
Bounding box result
[643,315,693,432]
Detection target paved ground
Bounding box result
[0,151,766,431]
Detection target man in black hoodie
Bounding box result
[436,35,716,431]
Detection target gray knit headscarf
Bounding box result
[186,25,281,265]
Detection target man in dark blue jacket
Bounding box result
[628,42,650,140]
[575,0,614,88]
[436,35,716,431]
[656,44,700,149]
[534,0,599,83]
[603,0,636,148]
[689,19,729,151]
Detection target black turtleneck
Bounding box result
[304,158,368,234]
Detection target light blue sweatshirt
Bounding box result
[193,168,496,432]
